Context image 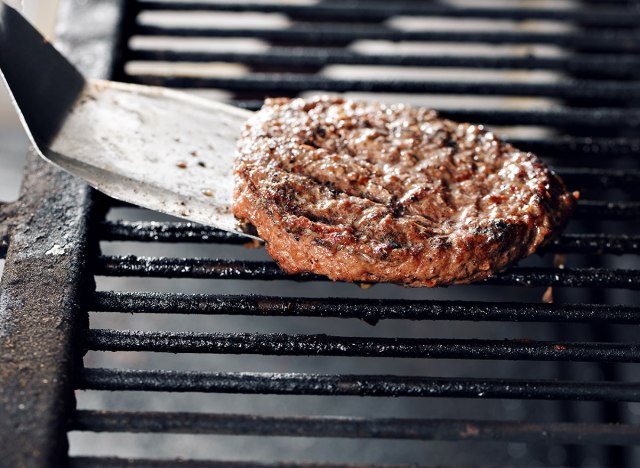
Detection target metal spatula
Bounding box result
[0,2,258,239]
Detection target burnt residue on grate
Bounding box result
[93,255,640,289]
[91,290,640,323]
[77,367,640,402]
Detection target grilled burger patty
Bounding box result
[233,96,576,286]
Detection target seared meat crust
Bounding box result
[233,96,575,287]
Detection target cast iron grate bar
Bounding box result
[485,137,640,157]
[136,1,640,27]
[94,256,640,289]
[133,25,640,53]
[127,49,640,78]
[128,74,640,101]
[99,221,250,245]
[399,110,640,130]
[85,329,640,362]
[98,222,640,255]
[180,101,640,129]
[556,168,640,190]
[70,409,640,444]
[91,291,640,324]
[575,201,640,219]
[398,109,640,129]
[78,368,640,402]
[545,234,640,255]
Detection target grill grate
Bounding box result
[0,0,639,467]
[65,0,640,465]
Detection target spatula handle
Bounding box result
[0,2,85,148]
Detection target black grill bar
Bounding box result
[99,221,249,245]
[70,409,640,445]
[91,291,640,324]
[85,329,640,363]
[129,74,640,101]
[97,221,640,255]
[555,169,640,191]
[137,1,640,27]
[134,25,640,53]
[78,368,640,402]
[426,109,640,129]
[94,256,640,289]
[546,234,640,255]
[128,49,640,79]
[190,102,640,130]
[575,201,640,219]
[505,137,640,158]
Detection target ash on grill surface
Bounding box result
[1,0,640,467]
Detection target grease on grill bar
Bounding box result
[94,256,640,289]
[77,367,640,402]
[91,291,640,323]
[85,328,640,362]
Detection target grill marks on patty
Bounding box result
[233,96,576,286]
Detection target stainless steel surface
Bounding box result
[0,2,256,239]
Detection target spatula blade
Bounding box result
[46,79,257,239]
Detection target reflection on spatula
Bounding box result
[0,2,257,239]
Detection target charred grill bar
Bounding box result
[0,0,639,466]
